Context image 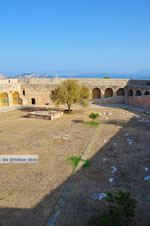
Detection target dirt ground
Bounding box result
[0,106,150,226]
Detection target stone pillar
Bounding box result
[8,93,13,107]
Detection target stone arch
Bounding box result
[128,89,134,96]
[31,98,36,105]
[12,92,20,105]
[0,92,9,106]
[117,88,125,96]
[92,88,101,98]
[104,88,113,98]
[144,91,150,95]
[135,90,142,96]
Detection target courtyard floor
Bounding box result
[0,105,150,226]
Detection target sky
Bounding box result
[0,0,150,76]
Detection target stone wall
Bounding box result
[0,77,150,108]
[92,96,125,105]
[125,96,150,109]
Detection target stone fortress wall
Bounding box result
[0,77,150,109]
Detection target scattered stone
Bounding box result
[103,158,107,162]
[134,115,140,119]
[53,136,61,139]
[107,113,112,116]
[91,193,107,200]
[105,117,108,120]
[124,133,129,136]
[144,175,150,182]
[137,117,150,123]
[64,134,70,137]
[109,178,114,183]
[127,139,133,145]
[111,166,117,173]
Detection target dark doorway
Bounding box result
[144,91,150,95]
[104,88,113,98]
[92,88,101,98]
[31,98,36,105]
[117,88,125,96]
[136,90,142,96]
[128,89,133,96]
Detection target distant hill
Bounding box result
[7,71,150,80]
[17,73,51,79]
[0,73,6,79]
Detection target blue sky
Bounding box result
[0,0,150,76]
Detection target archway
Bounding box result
[31,98,36,105]
[117,88,125,96]
[135,90,142,96]
[104,88,113,98]
[12,92,20,105]
[92,88,101,98]
[0,92,9,106]
[128,89,133,96]
[144,91,150,95]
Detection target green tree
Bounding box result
[89,112,99,121]
[50,79,90,112]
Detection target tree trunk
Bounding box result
[68,104,71,112]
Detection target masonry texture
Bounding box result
[0,77,150,109]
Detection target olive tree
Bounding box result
[50,79,90,112]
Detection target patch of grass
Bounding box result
[84,121,100,127]
[82,159,91,168]
[67,156,81,167]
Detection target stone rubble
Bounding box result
[91,193,107,200]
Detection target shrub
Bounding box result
[89,113,99,121]
[67,156,81,167]
[87,190,137,226]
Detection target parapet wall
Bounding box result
[125,96,150,109]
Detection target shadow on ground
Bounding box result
[1,108,150,226]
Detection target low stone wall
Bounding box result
[91,96,125,105]
[27,110,63,120]
[125,96,150,109]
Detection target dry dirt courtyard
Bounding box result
[0,106,150,226]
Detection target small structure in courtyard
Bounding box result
[27,110,63,120]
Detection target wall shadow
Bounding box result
[1,105,150,225]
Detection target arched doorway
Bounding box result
[128,89,133,96]
[117,88,125,96]
[92,88,101,98]
[135,90,142,96]
[31,98,36,105]
[12,92,20,105]
[104,88,113,98]
[144,91,150,95]
[0,92,9,106]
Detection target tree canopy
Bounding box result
[50,79,90,111]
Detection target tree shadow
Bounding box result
[72,120,84,123]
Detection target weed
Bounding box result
[67,156,81,167]
[82,159,91,168]
[84,121,100,127]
